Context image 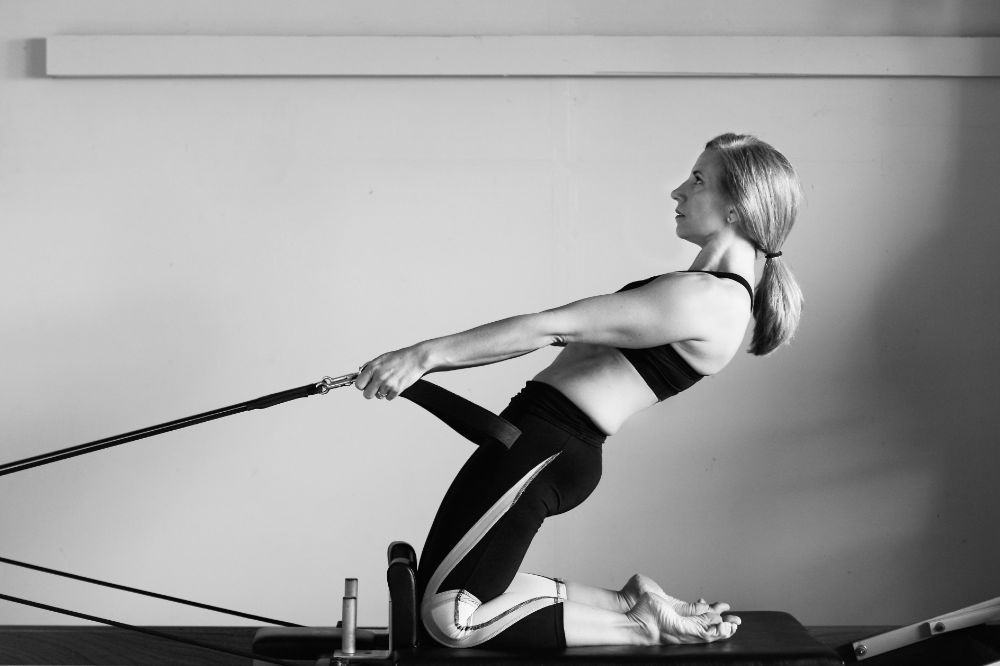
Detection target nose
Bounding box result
[670,183,683,202]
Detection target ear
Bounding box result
[726,207,739,224]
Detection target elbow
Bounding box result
[526,311,568,348]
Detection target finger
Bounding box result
[723,614,741,626]
[710,602,731,614]
[375,382,397,401]
[354,364,372,391]
[363,376,383,399]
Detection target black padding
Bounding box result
[397,612,841,665]
[252,626,387,658]
[385,544,417,650]
[388,541,417,570]
[401,380,521,449]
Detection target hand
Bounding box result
[354,345,427,401]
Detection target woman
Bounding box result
[354,133,803,649]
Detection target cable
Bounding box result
[0,555,300,627]
[0,592,300,666]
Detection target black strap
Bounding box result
[685,270,755,303]
[0,377,519,478]
[402,379,520,449]
[0,383,324,478]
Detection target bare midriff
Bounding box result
[532,342,660,436]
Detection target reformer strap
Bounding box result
[0,375,520,478]
[401,379,521,449]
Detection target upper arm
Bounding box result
[538,274,722,348]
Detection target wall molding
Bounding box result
[45,35,1000,78]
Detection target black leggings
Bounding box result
[417,381,606,649]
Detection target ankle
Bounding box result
[613,589,631,613]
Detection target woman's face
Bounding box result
[670,150,734,246]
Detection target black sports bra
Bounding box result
[614,271,754,402]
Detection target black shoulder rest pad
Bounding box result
[400,379,520,450]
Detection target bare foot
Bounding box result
[627,592,741,645]
[619,574,731,617]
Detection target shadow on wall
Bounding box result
[866,78,1000,615]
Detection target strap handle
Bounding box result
[401,379,520,449]
[319,372,520,449]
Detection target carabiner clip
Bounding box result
[316,373,359,394]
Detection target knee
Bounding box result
[421,589,483,649]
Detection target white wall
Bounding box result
[1,1,999,629]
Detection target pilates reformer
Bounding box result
[2,374,997,665]
[250,542,847,666]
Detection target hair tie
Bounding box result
[764,250,782,260]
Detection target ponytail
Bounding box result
[705,133,804,356]
[750,254,803,356]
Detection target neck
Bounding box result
[687,234,756,278]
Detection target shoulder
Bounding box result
[641,272,752,324]
[641,271,742,302]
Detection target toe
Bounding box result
[703,617,739,642]
[674,600,712,616]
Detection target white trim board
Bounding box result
[45,35,1000,78]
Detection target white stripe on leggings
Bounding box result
[421,453,566,648]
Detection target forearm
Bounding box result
[417,312,560,374]
[355,311,561,400]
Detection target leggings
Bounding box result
[417,381,607,649]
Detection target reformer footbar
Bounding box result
[0,372,521,665]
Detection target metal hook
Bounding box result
[316,373,359,394]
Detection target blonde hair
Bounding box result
[705,133,803,356]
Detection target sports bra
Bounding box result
[614,271,754,402]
